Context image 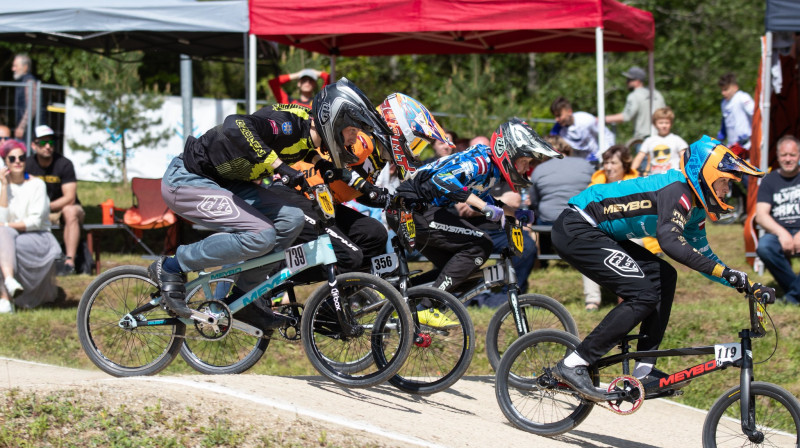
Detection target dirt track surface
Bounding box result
[0,356,714,447]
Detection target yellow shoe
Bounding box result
[416,308,459,329]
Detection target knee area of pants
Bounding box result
[238,228,277,253]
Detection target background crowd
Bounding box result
[2,48,799,317]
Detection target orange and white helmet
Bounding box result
[376,93,453,179]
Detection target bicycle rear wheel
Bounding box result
[375,286,475,395]
[301,272,413,388]
[485,294,578,372]
[495,329,595,436]
[76,266,185,377]
[703,381,800,447]
[179,278,271,375]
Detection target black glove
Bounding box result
[274,163,305,188]
[722,267,749,292]
[314,159,342,181]
[752,283,776,304]
[359,183,390,209]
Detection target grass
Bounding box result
[2,181,800,442]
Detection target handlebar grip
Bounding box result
[323,170,337,182]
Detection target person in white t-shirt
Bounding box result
[550,96,615,164]
[631,107,688,176]
[716,72,755,149]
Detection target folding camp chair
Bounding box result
[121,177,178,256]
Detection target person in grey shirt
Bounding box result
[528,136,594,224]
[606,66,666,141]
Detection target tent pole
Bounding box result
[248,33,257,113]
[596,27,606,153]
[761,32,773,171]
[180,54,193,144]
[330,55,337,80]
[648,51,656,137]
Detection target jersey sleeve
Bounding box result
[221,114,280,170]
[655,182,728,284]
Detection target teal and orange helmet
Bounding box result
[680,135,764,221]
[376,93,453,178]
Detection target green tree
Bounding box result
[68,53,170,184]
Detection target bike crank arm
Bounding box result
[230,319,264,338]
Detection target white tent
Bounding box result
[0,0,251,141]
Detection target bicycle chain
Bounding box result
[131,302,304,343]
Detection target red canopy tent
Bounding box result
[248,0,655,146]
[249,0,654,56]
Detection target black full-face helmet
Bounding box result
[311,77,390,168]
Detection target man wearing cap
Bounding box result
[268,68,330,108]
[25,125,84,275]
[606,66,666,142]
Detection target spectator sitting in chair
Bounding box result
[0,139,62,312]
[25,125,84,275]
[755,135,800,306]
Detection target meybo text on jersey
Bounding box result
[604,199,652,214]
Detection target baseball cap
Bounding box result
[622,66,647,81]
[298,68,319,81]
[35,125,55,139]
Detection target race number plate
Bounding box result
[511,225,524,253]
[316,188,336,219]
[371,253,399,276]
[285,244,308,273]
[714,342,742,365]
[483,264,504,284]
[401,211,416,239]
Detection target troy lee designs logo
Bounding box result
[601,248,644,278]
[197,195,240,220]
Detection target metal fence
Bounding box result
[0,81,67,154]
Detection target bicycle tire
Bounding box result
[301,272,413,388]
[702,381,800,447]
[376,286,475,395]
[76,265,185,377]
[486,294,578,372]
[495,329,595,436]
[179,278,271,375]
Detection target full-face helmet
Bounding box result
[490,118,563,192]
[376,93,453,179]
[311,78,390,168]
[680,135,764,221]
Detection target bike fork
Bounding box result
[326,264,359,337]
[738,331,764,443]
[505,260,529,335]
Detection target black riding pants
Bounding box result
[551,208,676,365]
[398,206,494,292]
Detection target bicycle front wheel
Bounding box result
[485,294,578,372]
[376,286,475,395]
[76,266,185,377]
[495,329,595,436]
[301,272,413,388]
[179,278,271,375]
[703,381,800,447]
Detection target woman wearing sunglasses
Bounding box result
[0,139,62,313]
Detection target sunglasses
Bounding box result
[35,139,55,146]
[6,154,26,164]
[0,136,9,141]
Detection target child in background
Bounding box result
[632,107,688,176]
